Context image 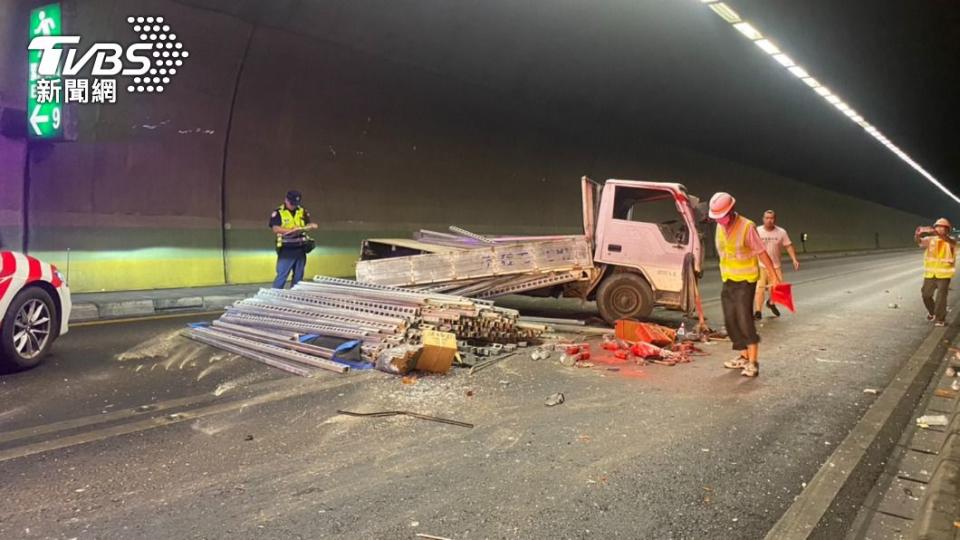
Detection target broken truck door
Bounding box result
[594,182,692,295]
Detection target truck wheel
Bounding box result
[596,272,655,324]
[0,287,57,371]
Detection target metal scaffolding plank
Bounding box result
[355,237,593,287]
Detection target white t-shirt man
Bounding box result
[757,226,792,269]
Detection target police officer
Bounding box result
[270,190,317,289]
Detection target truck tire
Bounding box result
[596,272,655,324]
[0,287,57,371]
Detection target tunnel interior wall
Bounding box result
[0,0,25,252]
[2,0,932,292]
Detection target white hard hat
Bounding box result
[934,218,952,228]
[708,192,736,220]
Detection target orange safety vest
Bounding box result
[924,237,956,279]
[716,215,760,283]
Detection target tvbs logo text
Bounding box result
[29,16,189,103]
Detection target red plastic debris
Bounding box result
[615,320,675,346]
[630,342,664,359]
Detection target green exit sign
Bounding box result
[28,3,63,139]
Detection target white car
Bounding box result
[0,251,71,369]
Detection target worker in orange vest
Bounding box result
[916,218,956,327]
[709,192,780,377]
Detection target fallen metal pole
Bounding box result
[186,330,316,378]
[336,409,473,429]
[211,320,338,359]
[519,316,587,326]
[469,351,521,375]
[548,324,614,335]
[191,326,349,374]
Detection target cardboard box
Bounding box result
[416,330,457,373]
[615,320,674,346]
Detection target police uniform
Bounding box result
[270,191,313,289]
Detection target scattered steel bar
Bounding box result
[191,326,349,373]
[519,316,587,326]
[448,225,495,244]
[469,351,521,375]
[336,409,473,429]
[185,330,316,378]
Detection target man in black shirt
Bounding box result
[269,190,318,289]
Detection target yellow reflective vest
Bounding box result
[276,206,307,249]
[716,215,760,283]
[924,236,956,279]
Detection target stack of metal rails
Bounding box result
[356,227,595,298]
[185,276,545,376]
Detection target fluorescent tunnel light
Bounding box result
[755,39,780,55]
[733,22,763,40]
[709,3,741,23]
[700,0,960,205]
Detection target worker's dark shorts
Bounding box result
[721,279,760,351]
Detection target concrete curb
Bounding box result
[913,435,960,539]
[909,367,960,540]
[765,320,960,539]
[69,293,249,323]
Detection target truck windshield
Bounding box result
[612,187,689,245]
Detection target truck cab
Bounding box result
[581,177,704,322]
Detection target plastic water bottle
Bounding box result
[677,322,686,340]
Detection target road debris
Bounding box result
[469,351,521,375]
[916,414,949,427]
[863,388,880,395]
[416,534,454,540]
[935,388,957,399]
[530,348,552,361]
[887,303,899,309]
[336,409,474,429]
[545,392,565,407]
[615,320,675,346]
[185,277,545,377]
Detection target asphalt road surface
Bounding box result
[0,251,949,539]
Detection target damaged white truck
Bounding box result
[356,177,706,324]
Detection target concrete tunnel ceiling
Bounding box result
[173,0,960,219]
